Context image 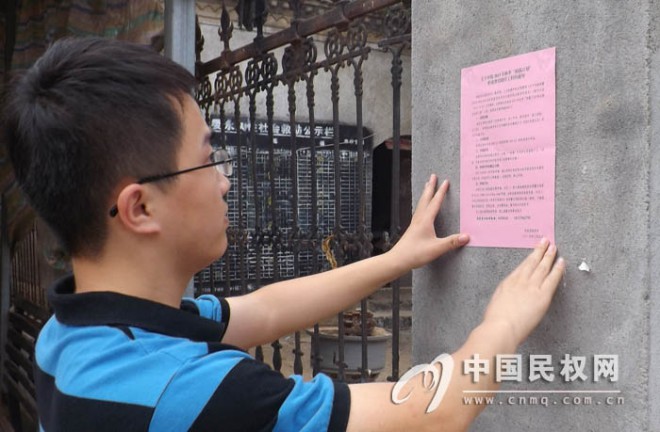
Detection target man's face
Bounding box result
[160,95,232,271]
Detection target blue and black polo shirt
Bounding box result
[35,276,351,431]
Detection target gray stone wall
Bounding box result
[412,1,657,430]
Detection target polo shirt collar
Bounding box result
[48,275,226,342]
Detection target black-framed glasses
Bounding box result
[109,148,233,217]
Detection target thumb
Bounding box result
[435,233,470,256]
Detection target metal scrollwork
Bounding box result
[281,44,299,78]
[262,54,278,80]
[229,65,243,99]
[245,59,260,88]
[196,77,213,121]
[213,73,224,104]
[303,37,317,66]
[260,54,279,90]
[324,29,344,63]
[346,22,368,52]
[213,68,235,104]
[384,3,411,39]
[282,37,317,79]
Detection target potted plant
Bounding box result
[308,309,391,382]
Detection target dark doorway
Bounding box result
[371,136,412,286]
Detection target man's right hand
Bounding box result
[482,238,566,346]
[346,240,566,432]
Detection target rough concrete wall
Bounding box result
[412,1,654,430]
[198,21,412,147]
[648,1,659,430]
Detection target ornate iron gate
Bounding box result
[194,0,411,383]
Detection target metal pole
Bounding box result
[0,192,11,392]
[165,0,196,74]
[165,0,197,298]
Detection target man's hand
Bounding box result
[346,241,566,432]
[482,238,565,346]
[390,174,470,270]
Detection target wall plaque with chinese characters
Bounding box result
[460,47,556,248]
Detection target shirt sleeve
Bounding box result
[151,350,350,432]
[181,295,231,328]
[193,357,350,432]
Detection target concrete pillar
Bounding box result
[412,1,657,430]
[164,0,196,74]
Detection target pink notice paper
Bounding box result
[460,47,556,248]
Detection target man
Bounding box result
[3,37,565,431]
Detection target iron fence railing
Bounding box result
[10,223,48,315]
[195,0,410,382]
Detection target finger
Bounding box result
[427,179,449,217]
[433,233,470,256]
[513,238,550,278]
[531,243,558,284]
[412,174,438,222]
[540,257,566,295]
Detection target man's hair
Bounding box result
[2,37,197,257]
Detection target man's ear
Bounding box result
[114,184,162,234]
